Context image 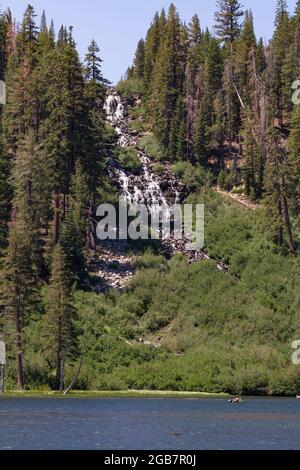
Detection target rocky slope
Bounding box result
[90,92,227,292]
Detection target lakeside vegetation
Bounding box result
[0,390,229,398]
[1,188,297,396]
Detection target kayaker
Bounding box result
[233,395,241,403]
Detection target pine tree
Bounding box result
[188,14,201,45]
[0,120,11,250]
[45,244,77,391]
[150,4,186,149]
[85,39,104,83]
[255,38,266,75]
[288,101,300,213]
[60,205,86,287]
[215,1,243,170]
[0,9,11,251]
[235,10,257,106]
[143,11,165,101]
[41,36,87,223]
[264,122,295,253]
[19,4,38,60]
[187,14,203,75]
[3,5,41,160]
[133,39,145,80]
[12,132,52,240]
[168,96,187,159]
[211,90,226,166]
[84,40,107,199]
[70,162,91,241]
[194,37,223,166]
[214,0,244,45]
[0,211,37,390]
[275,0,289,26]
[0,7,11,80]
[49,19,55,40]
[40,10,47,33]
[272,0,292,127]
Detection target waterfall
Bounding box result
[104,92,191,248]
[104,93,180,213]
[103,92,227,269]
[104,94,125,126]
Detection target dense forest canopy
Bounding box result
[0,2,300,395]
[121,0,300,253]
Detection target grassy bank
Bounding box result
[0,390,229,399]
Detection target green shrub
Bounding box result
[116,146,142,174]
[130,119,145,133]
[116,78,143,100]
[152,163,165,175]
[139,134,164,161]
[173,161,207,191]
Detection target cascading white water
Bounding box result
[104,93,177,214]
[104,94,125,126]
[103,92,228,269]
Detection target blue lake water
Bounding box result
[0,397,300,450]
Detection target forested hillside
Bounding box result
[0,5,115,390]
[0,2,300,395]
[120,0,300,253]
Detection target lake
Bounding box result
[0,397,299,450]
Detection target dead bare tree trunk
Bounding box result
[63,356,83,396]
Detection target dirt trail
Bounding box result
[215,187,261,211]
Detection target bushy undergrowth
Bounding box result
[139,133,165,161]
[116,77,143,100]
[173,161,210,192]
[116,146,142,174]
[17,190,300,395]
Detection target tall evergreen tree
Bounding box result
[235,10,256,106]
[45,244,77,391]
[194,37,223,165]
[85,39,104,83]
[40,10,47,33]
[133,39,145,80]
[84,40,107,199]
[265,121,295,253]
[150,4,186,150]
[288,101,300,214]
[275,0,289,26]
[143,11,166,101]
[60,203,87,287]
[272,0,292,127]
[214,0,244,45]
[0,211,37,390]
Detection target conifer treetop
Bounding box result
[214,0,244,43]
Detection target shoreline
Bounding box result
[0,390,229,399]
